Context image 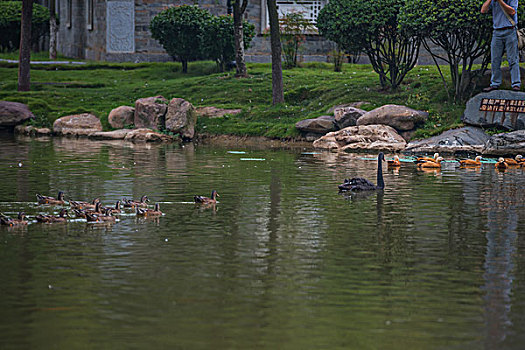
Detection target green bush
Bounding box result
[203,15,255,72]
[0,1,50,52]
[317,0,420,90]
[150,5,213,73]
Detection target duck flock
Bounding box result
[0,190,219,227]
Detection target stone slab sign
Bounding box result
[313,125,407,152]
[482,130,525,156]
[0,101,35,127]
[107,1,135,53]
[404,126,490,154]
[463,90,525,130]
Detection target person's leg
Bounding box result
[505,29,521,89]
[491,30,505,88]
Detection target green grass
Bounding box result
[0,54,481,139]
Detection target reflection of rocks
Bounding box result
[313,125,407,152]
[89,129,132,140]
[53,113,103,136]
[14,125,52,136]
[463,91,525,130]
[124,128,173,142]
[0,101,35,127]
[295,115,336,140]
[405,126,490,154]
[356,104,428,132]
[134,96,168,129]
[195,106,241,118]
[165,98,196,140]
[482,130,525,156]
[108,106,135,129]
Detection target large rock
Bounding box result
[89,129,132,140]
[195,106,242,118]
[124,128,173,142]
[108,106,134,129]
[134,96,168,129]
[463,90,525,130]
[295,115,336,135]
[0,101,35,127]
[356,104,428,131]
[53,113,102,136]
[404,126,490,154]
[313,125,407,152]
[326,101,370,114]
[333,106,366,129]
[165,98,197,140]
[482,130,525,156]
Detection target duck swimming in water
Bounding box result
[194,190,219,204]
[136,203,162,217]
[70,198,100,210]
[86,208,116,223]
[0,212,28,226]
[417,157,444,169]
[458,156,482,167]
[36,209,68,223]
[495,157,508,169]
[123,195,149,208]
[387,155,401,167]
[36,191,65,205]
[338,153,385,192]
[415,153,439,163]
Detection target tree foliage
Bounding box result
[0,1,49,52]
[399,0,493,101]
[279,12,315,68]
[317,0,420,90]
[150,5,254,73]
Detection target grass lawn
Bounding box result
[0,54,476,140]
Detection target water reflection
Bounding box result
[0,134,524,349]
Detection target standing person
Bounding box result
[481,0,521,91]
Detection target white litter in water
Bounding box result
[240,158,265,161]
[227,151,247,154]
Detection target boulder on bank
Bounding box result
[124,128,173,142]
[165,98,197,140]
[482,130,525,155]
[108,106,135,129]
[333,106,366,129]
[404,126,490,154]
[134,96,168,129]
[53,113,102,136]
[463,90,525,130]
[356,104,428,131]
[89,129,132,140]
[14,125,52,136]
[0,101,35,127]
[296,115,336,135]
[313,125,407,152]
[195,106,242,118]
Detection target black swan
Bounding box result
[338,153,385,192]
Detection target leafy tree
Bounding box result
[317,0,420,90]
[399,0,493,101]
[203,14,255,72]
[150,5,212,73]
[279,12,314,68]
[0,1,50,52]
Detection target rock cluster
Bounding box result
[313,125,407,152]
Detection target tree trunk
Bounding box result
[18,0,33,91]
[233,0,247,77]
[49,0,57,60]
[266,0,284,105]
[182,60,188,73]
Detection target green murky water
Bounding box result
[0,133,524,349]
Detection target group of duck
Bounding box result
[0,190,220,227]
[387,153,524,169]
[338,153,524,192]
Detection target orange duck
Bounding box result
[387,155,401,167]
[417,157,444,169]
[504,155,523,166]
[495,157,508,169]
[416,153,439,163]
[458,156,482,167]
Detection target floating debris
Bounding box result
[227,151,247,154]
[240,158,266,161]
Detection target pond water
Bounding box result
[0,132,524,349]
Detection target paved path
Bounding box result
[0,58,86,65]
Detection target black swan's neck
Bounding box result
[376,155,384,189]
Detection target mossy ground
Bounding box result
[0,53,481,139]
